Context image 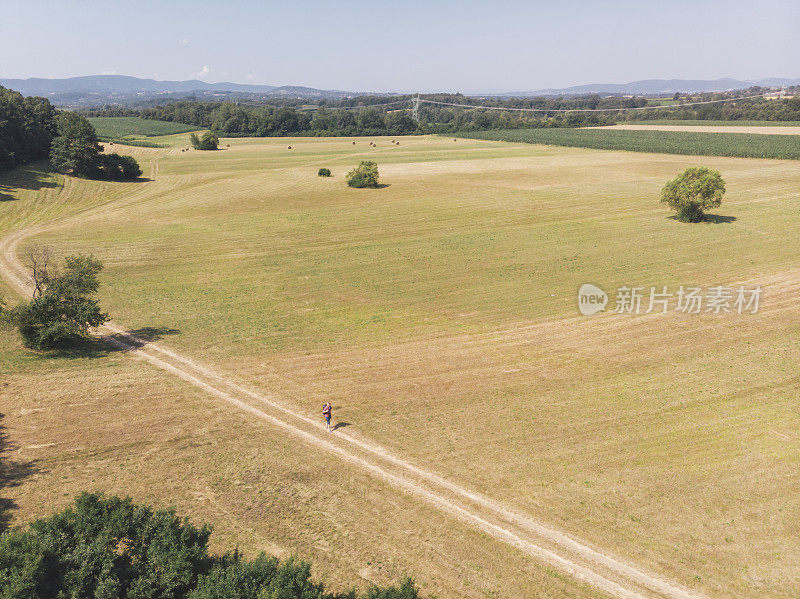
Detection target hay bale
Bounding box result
[352,141,356,145]
[287,146,292,150]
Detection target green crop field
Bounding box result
[625,119,800,127]
[460,127,800,159]
[2,134,800,597]
[87,116,199,143]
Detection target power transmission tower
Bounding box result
[411,94,421,123]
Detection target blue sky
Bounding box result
[1,0,798,92]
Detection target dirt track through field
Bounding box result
[0,169,701,599]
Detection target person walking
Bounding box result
[322,402,332,432]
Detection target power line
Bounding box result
[417,92,776,113]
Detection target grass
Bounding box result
[3,136,800,597]
[458,127,800,159]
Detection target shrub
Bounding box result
[660,166,726,222]
[0,493,420,599]
[317,167,331,177]
[97,153,142,180]
[6,253,109,349]
[346,160,379,188]
[190,131,219,150]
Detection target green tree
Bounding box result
[346,161,380,188]
[98,153,142,180]
[49,112,102,176]
[6,253,109,349]
[190,131,219,150]
[0,86,57,172]
[0,493,420,599]
[660,167,726,222]
[318,167,332,177]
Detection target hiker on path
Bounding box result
[322,402,332,431]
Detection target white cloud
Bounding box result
[102,70,117,75]
[192,65,210,79]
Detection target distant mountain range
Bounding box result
[2,75,799,107]
[0,75,362,106]
[495,78,800,97]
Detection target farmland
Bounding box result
[2,135,800,597]
[87,116,199,143]
[459,127,800,159]
[624,120,800,127]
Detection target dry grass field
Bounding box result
[2,134,800,597]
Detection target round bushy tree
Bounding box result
[6,254,109,349]
[98,154,142,180]
[660,167,725,222]
[190,132,219,150]
[346,160,379,188]
[317,167,331,177]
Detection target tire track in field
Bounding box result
[0,165,701,599]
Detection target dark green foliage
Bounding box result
[459,128,800,160]
[47,111,142,177]
[0,86,57,171]
[190,131,219,150]
[6,254,109,349]
[661,167,726,222]
[0,493,420,599]
[318,167,331,177]
[98,153,142,180]
[346,161,379,188]
[49,112,103,176]
[0,492,212,599]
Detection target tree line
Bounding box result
[0,85,141,178]
[80,93,619,137]
[619,87,800,122]
[78,88,800,139]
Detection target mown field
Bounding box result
[460,127,800,159]
[3,135,800,597]
[87,117,199,145]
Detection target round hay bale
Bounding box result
[287,146,292,150]
[352,141,356,145]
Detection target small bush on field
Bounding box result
[318,167,332,177]
[190,131,220,150]
[0,492,420,599]
[660,167,726,222]
[98,153,142,180]
[346,160,379,188]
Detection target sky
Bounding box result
[1,0,798,93]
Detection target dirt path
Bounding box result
[0,179,700,599]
